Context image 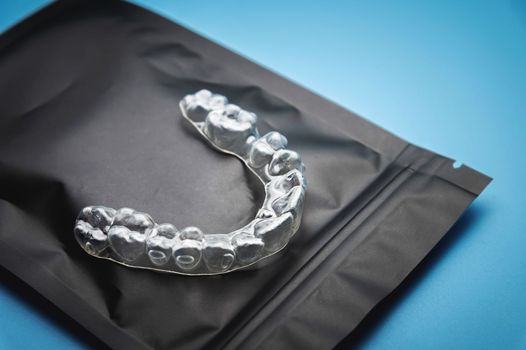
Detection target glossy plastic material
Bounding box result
[74,90,307,275]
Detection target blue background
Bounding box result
[1,1,525,349]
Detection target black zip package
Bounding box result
[0,1,491,349]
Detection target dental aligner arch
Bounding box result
[74,90,306,275]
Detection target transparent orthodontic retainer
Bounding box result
[73,90,307,275]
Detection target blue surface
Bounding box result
[1,1,525,349]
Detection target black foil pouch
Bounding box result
[0,1,491,349]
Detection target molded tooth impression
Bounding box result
[269,149,303,175]
[108,225,147,262]
[272,170,305,193]
[203,235,235,273]
[173,226,203,271]
[74,206,116,255]
[179,226,204,241]
[272,186,305,231]
[108,208,154,262]
[180,89,227,121]
[248,138,275,168]
[78,206,116,233]
[248,132,288,168]
[263,131,288,150]
[147,223,178,266]
[255,213,294,252]
[74,90,307,275]
[232,232,264,264]
[74,221,108,255]
[113,208,154,234]
[204,104,258,153]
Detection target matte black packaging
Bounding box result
[0,1,491,349]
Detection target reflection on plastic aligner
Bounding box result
[74,90,307,275]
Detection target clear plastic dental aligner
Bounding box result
[74,90,307,275]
